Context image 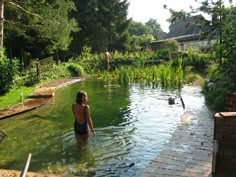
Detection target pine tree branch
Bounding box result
[8,1,43,19]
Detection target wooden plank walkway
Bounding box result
[142,86,214,177]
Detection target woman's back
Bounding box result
[72,104,86,124]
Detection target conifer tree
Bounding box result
[4,0,78,59]
[71,0,130,53]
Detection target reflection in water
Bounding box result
[0,80,186,177]
[93,84,183,176]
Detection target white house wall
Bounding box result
[180,39,217,52]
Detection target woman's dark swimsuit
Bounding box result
[74,105,88,135]
[74,120,88,135]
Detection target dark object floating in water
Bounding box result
[168,97,175,105]
[180,95,185,110]
[128,162,135,167]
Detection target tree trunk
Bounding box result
[0,0,4,51]
[21,48,24,71]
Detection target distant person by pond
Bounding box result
[104,49,112,71]
[72,91,95,146]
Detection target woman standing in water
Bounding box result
[72,91,95,145]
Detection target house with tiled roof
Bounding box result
[151,15,217,51]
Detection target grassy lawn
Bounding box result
[0,87,35,109]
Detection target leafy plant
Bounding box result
[185,73,204,86]
[77,46,103,73]
[0,50,19,94]
[67,63,84,77]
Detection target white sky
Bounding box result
[128,0,235,33]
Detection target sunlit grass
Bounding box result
[0,87,35,109]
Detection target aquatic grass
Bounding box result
[174,59,184,90]
[118,67,130,85]
[176,66,184,89]
[99,59,184,90]
[158,63,173,89]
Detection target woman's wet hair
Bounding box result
[76,91,87,104]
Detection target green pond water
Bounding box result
[0,79,186,176]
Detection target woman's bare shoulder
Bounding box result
[72,103,79,109]
[85,105,90,111]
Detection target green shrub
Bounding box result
[67,64,84,77]
[183,50,215,71]
[160,39,180,52]
[204,88,227,111]
[185,73,204,85]
[40,64,71,81]
[155,49,170,60]
[158,39,180,59]
[76,46,103,73]
[0,51,19,94]
[18,60,39,87]
[206,64,219,79]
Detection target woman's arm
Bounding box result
[86,105,95,136]
[72,104,75,116]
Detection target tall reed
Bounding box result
[99,59,184,90]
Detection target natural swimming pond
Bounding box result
[0,79,185,177]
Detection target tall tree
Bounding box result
[101,0,130,51]
[219,5,236,88]
[70,0,101,53]
[4,0,78,60]
[128,20,152,36]
[145,18,161,37]
[0,0,4,51]
[126,20,154,51]
[164,0,233,54]
[165,0,232,37]
[165,0,236,89]
[71,0,130,53]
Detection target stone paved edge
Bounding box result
[141,86,214,177]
